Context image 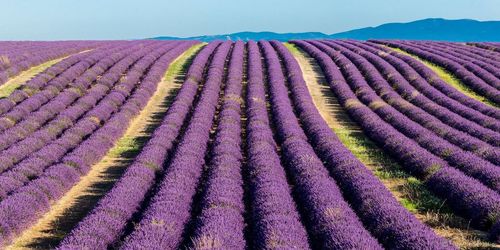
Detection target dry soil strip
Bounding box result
[7,44,204,250]
[285,43,497,249]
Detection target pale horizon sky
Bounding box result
[0,0,499,40]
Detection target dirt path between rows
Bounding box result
[286,43,497,249]
[7,44,204,250]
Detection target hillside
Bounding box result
[153,18,500,42]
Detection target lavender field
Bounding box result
[0,39,498,249]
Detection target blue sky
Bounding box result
[0,0,499,40]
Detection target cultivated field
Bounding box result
[0,39,498,249]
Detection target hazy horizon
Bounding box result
[1,0,499,40]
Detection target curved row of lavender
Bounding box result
[360,42,500,121]
[424,42,500,76]
[467,42,500,53]
[429,42,500,67]
[0,42,184,198]
[336,42,500,149]
[395,41,500,89]
[59,41,218,250]
[120,41,233,249]
[372,40,500,104]
[0,41,196,247]
[347,41,500,132]
[316,40,500,190]
[271,41,454,249]
[291,40,500,234]
[335,40,500,145]
[0,41,102,85]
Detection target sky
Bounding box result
[0,0,499,40]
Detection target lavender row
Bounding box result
[0,43,165,174]
[58,42,216,250]
[273,41,455,249]
[328,41,500,162]
[189,40,246,249]
[291,40,500,230]
[362,41,500,120]
[260,41,383,249]
[243,41,311,249]
[399,41,500,89]
[314,40,500,192]
[372,40,500,104]
[120,41,233,249]
[0,41,195,247]
[0,43,187,198]
[0,41,100,85]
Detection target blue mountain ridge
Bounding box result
[152,18,500,42]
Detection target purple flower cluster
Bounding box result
[372,40,500,103]
[271,40,454,249]
[244,41,311,249]
[291,40,500,231]
[0,41,100,85]
[260,40,383,249]
[120,41,233,249]
[0,41,196,247]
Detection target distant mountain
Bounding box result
[329,18,500,41]
[152,18,500,42]
[153,31,330,42]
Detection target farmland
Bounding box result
[0,39,498,249]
